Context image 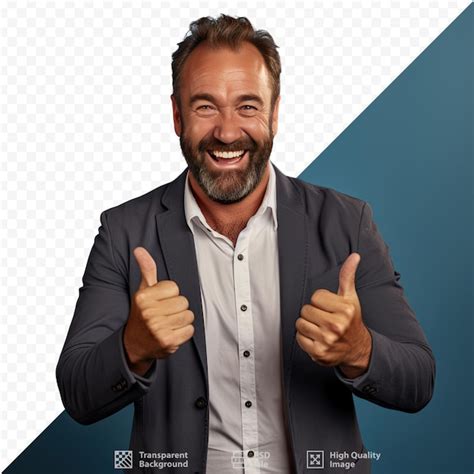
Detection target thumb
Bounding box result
[133,246,158,289]
[337,252,361,297]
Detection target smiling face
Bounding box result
[171,41,280,203]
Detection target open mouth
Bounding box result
[207,149,248,165]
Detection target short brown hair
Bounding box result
[171,14,281,110]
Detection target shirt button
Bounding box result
[248,450,254,458]
[240,304,247,312]
[194,397,208,409]
[243,350,250,357]
[237,253,244,261]
[245,400,252,408]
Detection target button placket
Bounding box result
[234,234,259,467]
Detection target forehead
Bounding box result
[180,41,272,102]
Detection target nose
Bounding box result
[213,109,242,144]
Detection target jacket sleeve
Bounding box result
[334,202,436,413]
[56,210,158,425]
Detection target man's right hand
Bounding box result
[123,246,195,376]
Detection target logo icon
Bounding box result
[306,450,324,469]
[114,450,133,469]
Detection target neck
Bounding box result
[188,162,271,245]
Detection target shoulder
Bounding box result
[104,183,169,217]
[284,174,367,224]
[99,169,184,226]
[102,184,167,222]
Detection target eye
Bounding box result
[195,104,218,116]
[239,105,258,116]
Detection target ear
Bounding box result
[171,94,182,137]
[271,95,281,136]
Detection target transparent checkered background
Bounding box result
[0,0,468,469]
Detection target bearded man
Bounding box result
[56,14,435,474]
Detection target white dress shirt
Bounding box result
[184,162,293,473]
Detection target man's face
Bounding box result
[171,41,280,204]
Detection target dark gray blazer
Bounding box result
[56,163,435,473]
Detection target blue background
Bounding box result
[299,5,473,473]
[4,4,472,473]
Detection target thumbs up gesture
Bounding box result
[123,247,195,375]
[295,253,372,379]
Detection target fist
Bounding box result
[295,253,372,377]
[123,247,195,374]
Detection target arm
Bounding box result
[55,211,158,425]
[335,202,436,413]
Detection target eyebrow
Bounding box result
[189,93,264,107]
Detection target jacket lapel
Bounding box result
[274,165,309,396]
[155,168,208,381]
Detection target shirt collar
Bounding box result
[184,162,278,233]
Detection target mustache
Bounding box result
[198,138,257,153]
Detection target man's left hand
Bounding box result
[295,252,372,379]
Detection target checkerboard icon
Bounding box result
[306,450,324,469]
[114,450,133,469]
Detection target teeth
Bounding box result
[211,150,245,159]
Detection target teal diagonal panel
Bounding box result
[299,4,473,474]
[3,407,133,473]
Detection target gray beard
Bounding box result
[192,153,265,204]
[180,136,273,204]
